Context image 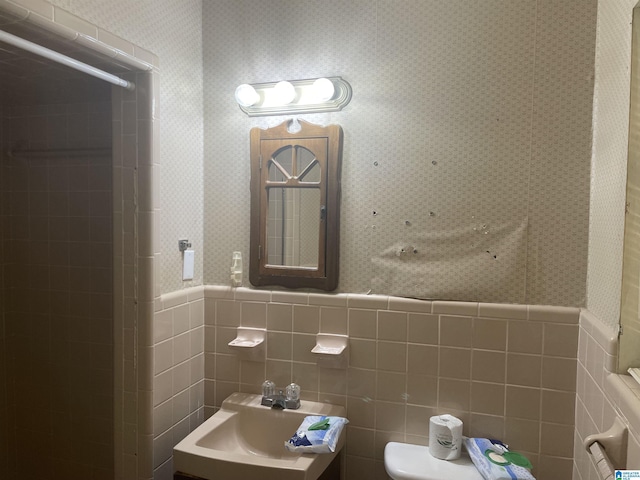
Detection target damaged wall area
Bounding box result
[371,219,528,303]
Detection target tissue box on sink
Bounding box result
[284,415,348,454]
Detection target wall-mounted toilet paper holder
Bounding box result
[584,417,628,472]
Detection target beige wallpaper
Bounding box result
[586,0,637,331]
[23,0,609,307]
[203,0,597,307]
[23,1,600,306]
[46,0,205,294]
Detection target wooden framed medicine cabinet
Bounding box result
[249,120,342,290]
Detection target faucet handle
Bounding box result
[286,383,300,402]
[285,383,301,409]
[262,380,275,397]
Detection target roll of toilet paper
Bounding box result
[428,414,463,460]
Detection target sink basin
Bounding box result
[173,392,347,480]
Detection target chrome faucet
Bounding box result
[261,381,301,409]
[263,390,288,409]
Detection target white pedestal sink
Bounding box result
[173,392,347,480]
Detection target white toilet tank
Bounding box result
[384,442,484,480]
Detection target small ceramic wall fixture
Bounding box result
[228,327,266,361]
[311,333,348,368]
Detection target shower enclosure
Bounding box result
[0,4,159,476]
[0,37,114,478]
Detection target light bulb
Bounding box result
[235,84,259,107]
[273,81,296,105]
[312,77,335,102]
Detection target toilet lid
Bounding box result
[384,442,484,480]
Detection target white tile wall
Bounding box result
[200,286,579,480]
[573,310,640,480]
[111,69,158,480]
[152,287,205,480]
[1,84,114,479]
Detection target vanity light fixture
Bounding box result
[234,76,352,117]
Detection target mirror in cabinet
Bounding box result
[620,6,640,374]
[249,120,343,290]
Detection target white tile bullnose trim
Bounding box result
[0,0,158,70]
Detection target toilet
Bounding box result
[384,442,484,480]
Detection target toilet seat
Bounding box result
[384,442,484,480]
